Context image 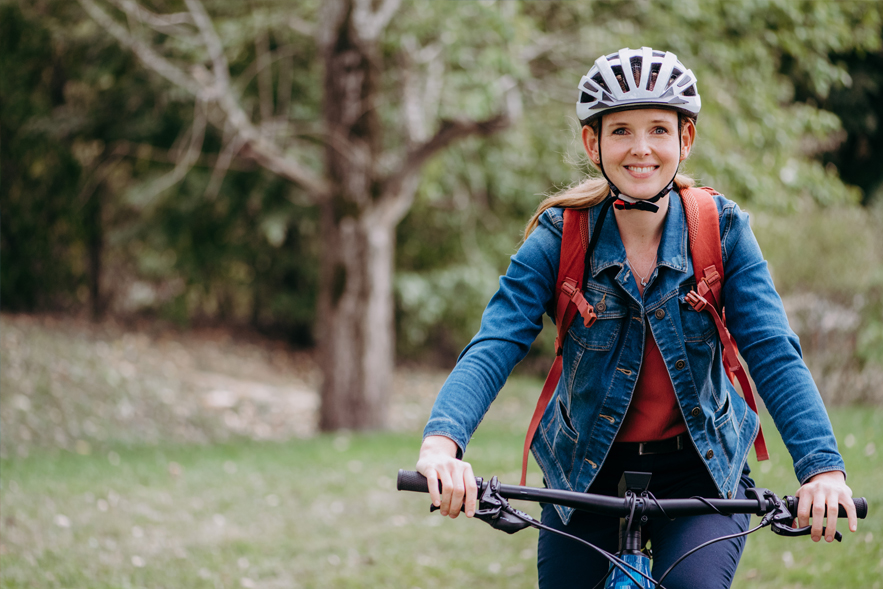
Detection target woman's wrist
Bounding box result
[420,435,460,458]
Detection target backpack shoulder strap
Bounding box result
[681,186,724,311]
[520,208,595,486]
[681,187,770,462]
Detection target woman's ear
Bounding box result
[582,125,600,166]
[680,118,697,161]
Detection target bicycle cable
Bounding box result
[641,490,675,521]
[506,508,666,589]
[654,522,765,587]
[687,495,725,515]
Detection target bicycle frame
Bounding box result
[397,469,869,589]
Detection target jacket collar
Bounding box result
[588,190,689,279]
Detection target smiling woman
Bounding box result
[415,46,857,589]
[585,109,694,202]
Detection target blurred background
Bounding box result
[2,1,882,587]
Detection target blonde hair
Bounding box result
[524,114,698,241]
[523,173,696,240]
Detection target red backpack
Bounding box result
[519,187,769,486]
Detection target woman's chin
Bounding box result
[619,187,668,201]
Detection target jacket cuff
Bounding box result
[794,452,847,485]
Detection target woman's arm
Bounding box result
[717,197,855,540]
[420,208,564,455]
[417,209,564,513]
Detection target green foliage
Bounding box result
[753,201,883,373]
[395,0,882,360]
[3,0,882,361]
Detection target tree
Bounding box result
[74,0,516,430]
[9,0,881,430]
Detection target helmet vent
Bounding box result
[591,73,611,94]
[647,63,662,91]
[579,92,596,104]
[683,84,697,97]
[610,65,630,92]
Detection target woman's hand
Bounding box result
[794,470,857,542]
[416,435,478,519]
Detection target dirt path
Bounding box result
[0,314,446,457]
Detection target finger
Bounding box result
[463,463,477,517]
[438,469,454,516]
[796,490,812,529]
[825,496,838,542]
[423,467,442,507]
[846,497,858,533]
[448,470,466,519]
[811,493,826,542]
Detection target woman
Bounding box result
[416,47,857,588]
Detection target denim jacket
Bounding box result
[423,191,845,524]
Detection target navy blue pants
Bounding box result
[537,444,754,589]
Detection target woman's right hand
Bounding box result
[416,435,478,518]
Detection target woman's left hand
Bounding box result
[794,470,857,542]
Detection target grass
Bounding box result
[2,403,882,588]
[1,316,882,588]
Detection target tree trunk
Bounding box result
[317,205,395,430]
[317,0,391,430]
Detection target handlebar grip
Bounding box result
[397,469,433,493]
[787,496,868,519]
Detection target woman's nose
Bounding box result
[630,134,652,156]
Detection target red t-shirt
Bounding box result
[615,328,687,442]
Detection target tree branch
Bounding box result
[204,132,246,200]
[184,0,229,96]
[77,0,201,94]
[109,0,195,36]
[379,113,509,223]
[82,0,329,198]
[353,0,401,42]
[255,30,274,125]
[395,114,509,185]
[129,99,207,209]
[288,15,314,37]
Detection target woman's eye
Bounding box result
[653,127,668,134]
[612,128,626,135]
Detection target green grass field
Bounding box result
[1,317,882,588]
[2,397,881,588]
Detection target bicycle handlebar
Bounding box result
[397,469,869,520]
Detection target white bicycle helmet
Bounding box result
[576,47,701,124]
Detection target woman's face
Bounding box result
[583,108,694,200]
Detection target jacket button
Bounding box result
[691,407,701,417]
[705,449,714,459]
[676,360,686,370]
[655,308,666,319]
[727,491,733,499]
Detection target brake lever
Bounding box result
[429,475,533,534]
[746,487,844,542]
[771,522,842,542]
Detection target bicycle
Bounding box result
[396,469,869,589]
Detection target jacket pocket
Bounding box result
[546,398,579,478]
[678,293,717,347]
[713,391,732,430]
[568,287,626,352]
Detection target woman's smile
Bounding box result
[624,164,660,177]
